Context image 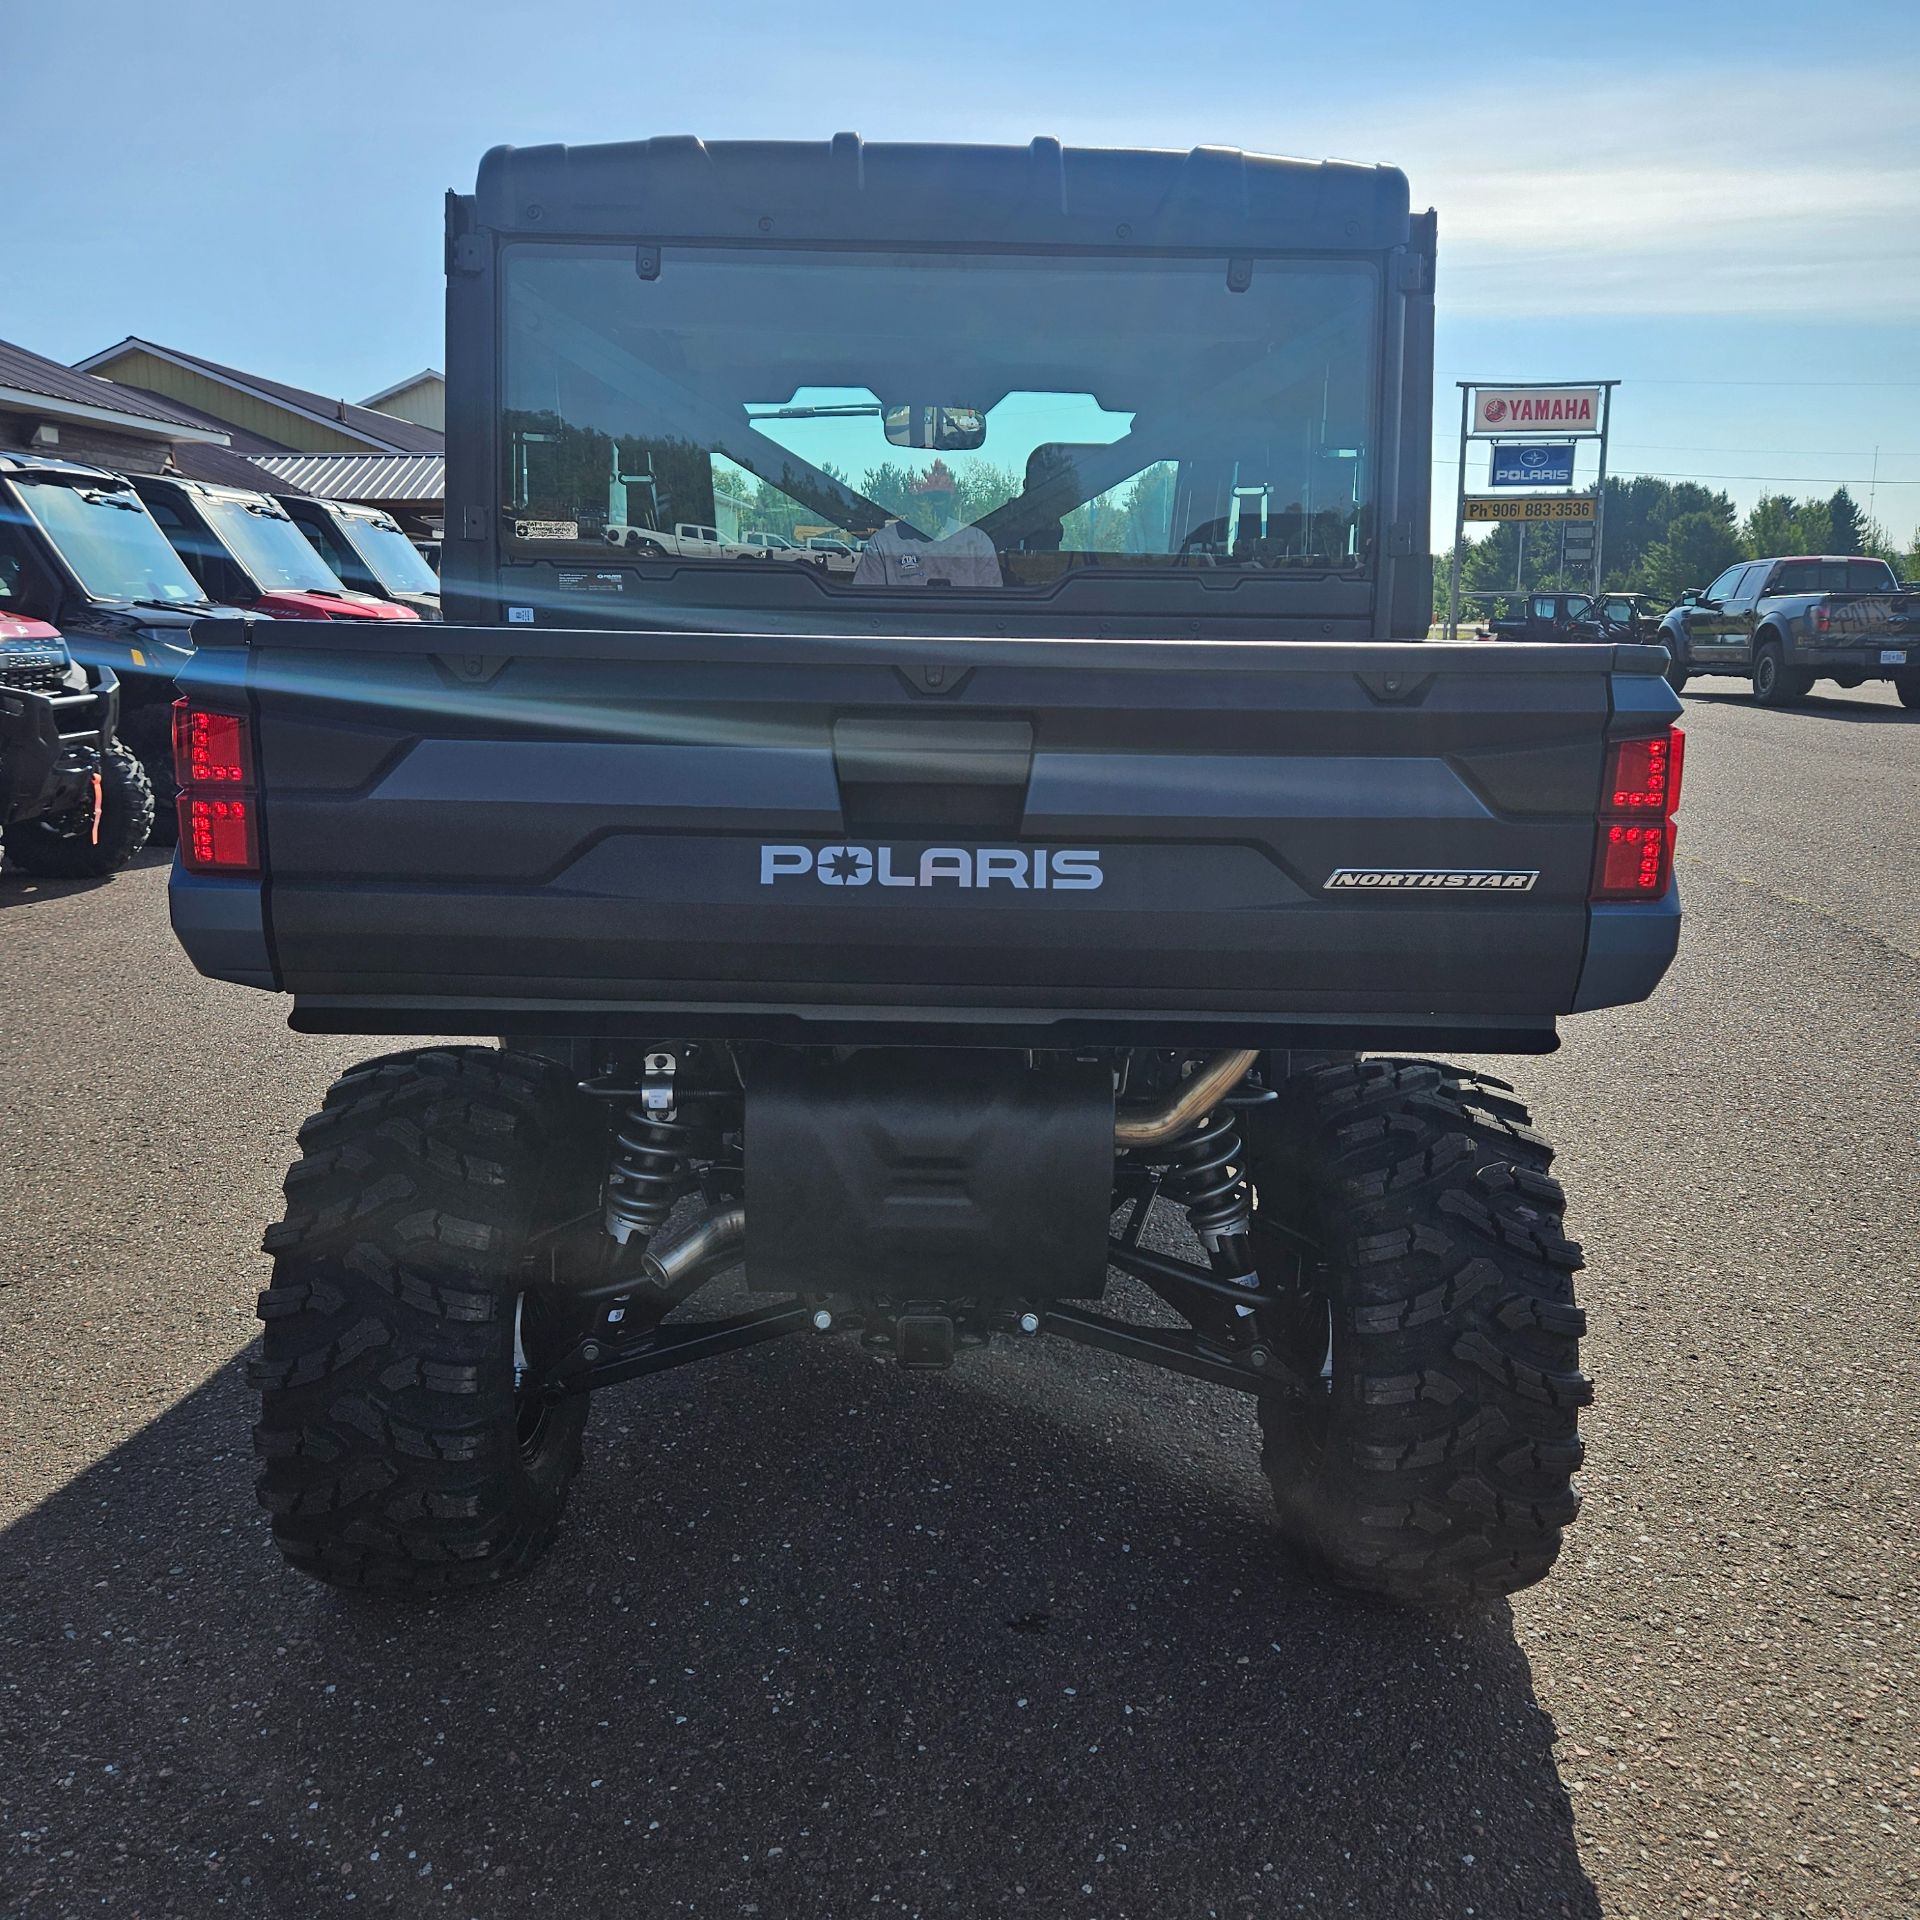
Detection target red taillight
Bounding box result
[171,698,259,873]
[1812,602,1830,635]
[1606,734,1677,812]
[1592,726,1684,900]
[180,795,258,871]
[1595,820,1671,895]
[171,701,254,789]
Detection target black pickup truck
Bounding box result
[1660,553,1920,705]
[170,135,1684,1609]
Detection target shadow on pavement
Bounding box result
[0,1341,1599,1919]
[0,845,173,911]
[1683,687,1920,722]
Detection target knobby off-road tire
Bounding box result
[252,1047,606,1592]
[1244,1058,1590,1608]
[3,744,154,877]
[116,705,179,844]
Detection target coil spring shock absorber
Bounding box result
[1161,1076,1277,1290]
[584,1053,694,1245]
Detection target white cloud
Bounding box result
[1423,81,1920,315]
[955,64,1920,319]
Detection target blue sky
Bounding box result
[6,0,1917,550]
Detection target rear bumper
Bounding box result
[168,869,276,989]
[282,992,1563,1053]
[1796,643,1915,675]
[1571,891,1683,1012]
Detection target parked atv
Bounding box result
[0,611,153,878]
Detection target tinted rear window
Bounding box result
[1767,558,1898,594]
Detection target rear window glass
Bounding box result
[1767,558,1898,594]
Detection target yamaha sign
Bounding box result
[1472,387,1602,437]
[1489,442,1576,487]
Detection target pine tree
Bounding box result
[1826,486,1868,556]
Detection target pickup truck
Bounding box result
[172,133,1684,1610]
[1659,553,1920,705]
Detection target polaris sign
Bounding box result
[1489,443,1575,488]
[761,845,1104,890]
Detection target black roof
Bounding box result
[0,337,220,435]
[470,135,1413,252]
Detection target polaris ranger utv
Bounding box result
[0,609,153,876]
[0,455,254,840]
[170,136,1684,1607]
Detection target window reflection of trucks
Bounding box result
[602,521,757,558]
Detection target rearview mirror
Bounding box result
[883,404,986,451]
[1680,589,1701,606]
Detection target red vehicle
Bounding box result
[130,475,419,624]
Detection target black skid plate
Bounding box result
[745,1049,1114,1304]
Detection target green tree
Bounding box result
[1825,486,1868,555]
[858,459,1022,536]
[1641,509,1745,607]
[1790,496,1835,554]
[1743,493,1798,557]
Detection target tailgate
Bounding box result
[183,625,1678,1046]
[1824,591,1920,638]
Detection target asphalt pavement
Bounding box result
[2,678,1916,1919]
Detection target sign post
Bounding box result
[1445,379,1619,639]
[1446,383,1470,642]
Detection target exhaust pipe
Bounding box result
[642,1204,745,1289]
[1113,1049,1259,1148]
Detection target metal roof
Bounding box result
[0,337,229,441]
[74,338,446,453]
[169,442,313,492]
[249,450,444,502]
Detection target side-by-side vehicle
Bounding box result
[277,494,441,620]
[172,135,1683,1610]
[0,608,152,877]
[130,475,421,630]
[0,453,251,827]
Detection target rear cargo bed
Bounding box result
[172,622,1680,1050]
